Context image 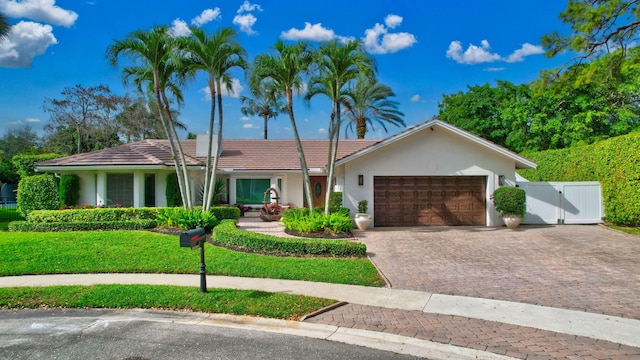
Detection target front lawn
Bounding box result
[0,231,384,287]
[609,225,640,235]
[0,285,335,320]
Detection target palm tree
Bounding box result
[240,79,286,139]
[306,40,375,214]
[106,26,193,209]
[250,40,315,210]
[179,26,247,211]
[344,75,405,139]
[0,12,9,41]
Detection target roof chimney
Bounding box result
[196,133,220,158]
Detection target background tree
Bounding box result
[240,79,285,140]
[306,40,375,214]
[43,84,123,155]
[344,75,405,140]
[250,40,315,210]
[180,26,247,211]
[107,26,194,209]
[116,96,185,142]
[543,0,640,62]
[0,126,41,184]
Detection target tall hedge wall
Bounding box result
[518,132,640,226]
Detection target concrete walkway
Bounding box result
[1,218,639,359]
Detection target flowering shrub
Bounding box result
[491,187,526,216]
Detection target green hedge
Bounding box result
[12,153,61,178]
[210,206,240,221]
[213,220,366,257]
[27,207,159,223]
[8,220,157,232]
[58,174,80,207]
[519,132,640,226]
[17,174,59,217]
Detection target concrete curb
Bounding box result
[30,309,517,360]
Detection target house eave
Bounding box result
[336,119,537,169]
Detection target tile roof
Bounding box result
[37,139,380,170]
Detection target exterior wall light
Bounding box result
[498,175,505,186]
[358,174,364,186]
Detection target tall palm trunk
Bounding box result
[204,77,225,211]
[152,71,188,209]
[324,100,342,215]
[263,113,268,139]
[162,89,193,209]
[286,88,313,210]
[202,74,216,211]
[356,116,367,139]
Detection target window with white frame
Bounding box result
[106,173,133,207]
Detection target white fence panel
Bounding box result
[561,182,604,224]
[516,181,603,225]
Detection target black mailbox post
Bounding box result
[179,226,207,293]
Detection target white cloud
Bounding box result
[318,128,327,134]
[410,94,421,102]
[0,21,57,68]
[0,0,78,27]
[192,8,221,27]
[237,0,262,13]
[242,123,255,129]
[446,40,501,65]
[384,14,403,29]
[234,1,262,35]
[200,79,244,100]
[447,40,544,65]
[233,13,257,35]
[168,19,191,37]
[484,67,505,72]
[363,17,416,55]
[5,117,40,126]
[505,43,544,63]
[240,116,250,122]
[281,22,335,42]
[25,117,41,123]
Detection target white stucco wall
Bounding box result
[342,126,519,226]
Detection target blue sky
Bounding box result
[0,0,573,141]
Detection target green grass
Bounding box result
[0,285,335,320]
[0,231,384,286]
[0,208,23,230]
[609,225,640,235]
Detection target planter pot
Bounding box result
[354,213,372,230]
[502,214,522,229]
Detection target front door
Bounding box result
[308,176,326,208]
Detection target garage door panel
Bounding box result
[374,176,486,226]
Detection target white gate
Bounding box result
[516,182,603,225]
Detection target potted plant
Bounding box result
[491,186,526,229]
[354,200,372,230]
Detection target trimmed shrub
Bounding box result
[491,187,526,216]
[213,220,366,257]
[27,207,159,223]
[156,207,218,231]
[329,191,343,213]
[519,132,640,226]
[9,219,156,232]
[12,154,60,178]
[17,174,59,216]
[58,174,80,207]
[281,208,353,235]
[165,173,182,207]
[210,206,240,221]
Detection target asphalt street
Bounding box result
[0,309,426,360]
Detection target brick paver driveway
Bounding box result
[356,225,640,320]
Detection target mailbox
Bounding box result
[180,227,205,249]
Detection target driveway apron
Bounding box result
[355,225,640,320]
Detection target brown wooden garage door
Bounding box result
[374,176,486,226]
